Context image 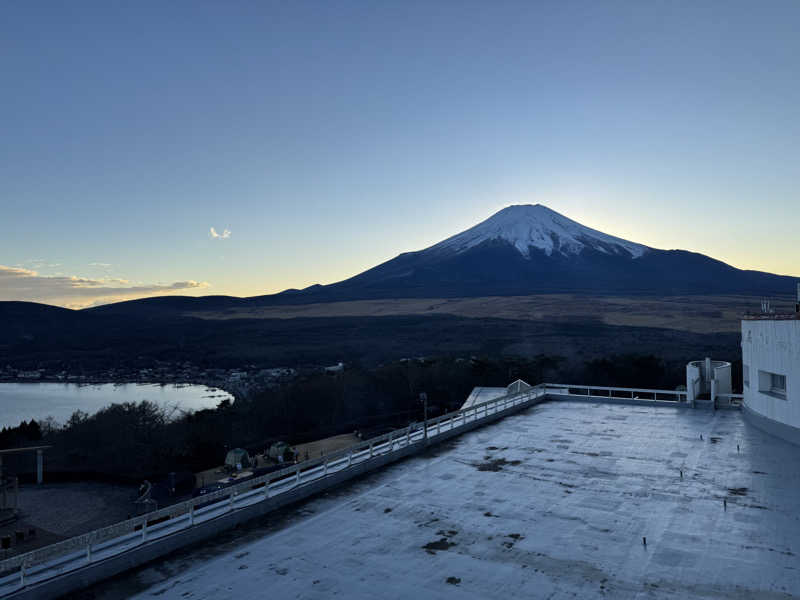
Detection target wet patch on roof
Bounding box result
[475,457,523,471]
[501,534,524,549]
[422,537,457,554]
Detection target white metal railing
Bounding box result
[544,383,689,403]
[0,384,549,596]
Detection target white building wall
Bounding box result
[741,319,800,436]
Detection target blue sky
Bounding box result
[2,1,799,307]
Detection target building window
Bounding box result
[758,370,787,399]
[771,373,786,395]
[743,365,749,388]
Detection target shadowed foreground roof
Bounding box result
[103,402,799,599]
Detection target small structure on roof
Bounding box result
[506,379,532,395]
[461,380,532,410]
[686,357,731,409]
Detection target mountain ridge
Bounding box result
[81,204,796,314]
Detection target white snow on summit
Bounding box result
[431,204,648,259]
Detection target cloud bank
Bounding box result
[210,227,231,239]
[0,265,209,309]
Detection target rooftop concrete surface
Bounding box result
[101,402,799,599]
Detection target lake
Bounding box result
[0,383,232,428]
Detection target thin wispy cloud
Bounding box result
[21,259,61,269]
[210,227,231,239]
[0,265,209,309]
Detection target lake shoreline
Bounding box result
[0,382,234,429]
[0,377,236,398]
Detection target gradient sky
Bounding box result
[2,1,799,308]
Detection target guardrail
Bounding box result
[548,383,743,408]
[544,383,689,403]
[0,383,550,597]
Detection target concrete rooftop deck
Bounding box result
[99,402,799,599]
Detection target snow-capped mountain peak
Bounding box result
[431,204,648,259]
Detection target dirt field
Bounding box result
[294,433,361,461]
[0,482,137,557]
[187,294,793,334]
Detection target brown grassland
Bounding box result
[188,294,795,335]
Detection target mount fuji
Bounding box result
[89,204,795,315]
[271,203,791,302]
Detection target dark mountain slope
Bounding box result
[77,204,800,315]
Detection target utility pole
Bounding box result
[420,392,428,443]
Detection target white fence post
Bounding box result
[142,520,147,541]
[189,505,195,525]
[369,443,373,458]
[87,543,92,562]
[347,451,352,466]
